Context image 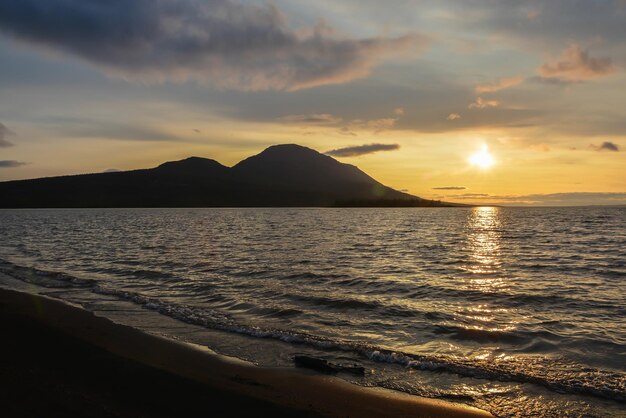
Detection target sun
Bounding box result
[469,144,495,169]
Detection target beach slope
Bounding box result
[0,286,493,418]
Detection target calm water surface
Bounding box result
[0,207,624,417]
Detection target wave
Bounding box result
[0,258,624,403]
[406,283,621,313]
[433,324,528,344]
[277,269,621,317]
[275,267,622,313]
[91,288,626,403]
[0,260,98,289]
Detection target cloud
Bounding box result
[0,160,27,168]
[364,118,398,131]
[447,192,626,206]
[325,143,400,157]
[538,43,615,83]
[279,110,401,133]
[475,76,524,93]
[344,111,403,133]
[43,117,177,142]
[432,186,467,190]
[446,113,461,120]
[529,76,575,86]
[0,123,15,147]
[468,97,499,109]
[590,141,619,151]
[457,193,489,198]
[338,126,357,136]
[0,0,428,91]
[103,168,121,173]
[278,114,342,125]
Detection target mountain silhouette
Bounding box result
[0,144,457,208]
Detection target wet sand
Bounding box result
[0,287,493,418]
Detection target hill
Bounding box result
[0,144,459,208]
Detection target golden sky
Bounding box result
[0,0,625,206]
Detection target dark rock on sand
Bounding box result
[294,355,365,376]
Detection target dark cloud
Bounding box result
[278,114,342,125]
[0,160,27,168]
[103,168,121,173]
[538,43,615,83]
[0,123,15,147]
[590,141,619,152]
[432,186,467,190]
[528,75,579,86]
[325,143,400,157]
[0,0,427,91]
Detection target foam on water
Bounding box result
[0,258,624,404]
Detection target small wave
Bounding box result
[288,293,381,311]
[129,269,175,281]
[406,283,620,313]
[433,324,528,344]
[264,267,620,315]
[91,287,626,403]
[0,259,97,289]
[281,272,350,282]
[286,292,429,319]
[1,258,624,403]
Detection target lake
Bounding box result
[0,207,624,417]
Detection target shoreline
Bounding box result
[0,286,493,418]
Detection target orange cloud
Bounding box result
[475,76,524,93]
[468,97,499,109]
[538,43,615,82]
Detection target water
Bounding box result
[0,207,624,417]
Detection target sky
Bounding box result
[0,0,625,206]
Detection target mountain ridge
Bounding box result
[0,144,460,208]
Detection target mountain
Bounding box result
[0,144,456,208]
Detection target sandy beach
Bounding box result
[0,286,493,418]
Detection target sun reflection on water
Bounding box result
[454,207,517,334]
[462,207,504,288]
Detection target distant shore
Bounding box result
[0,286,493,418]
